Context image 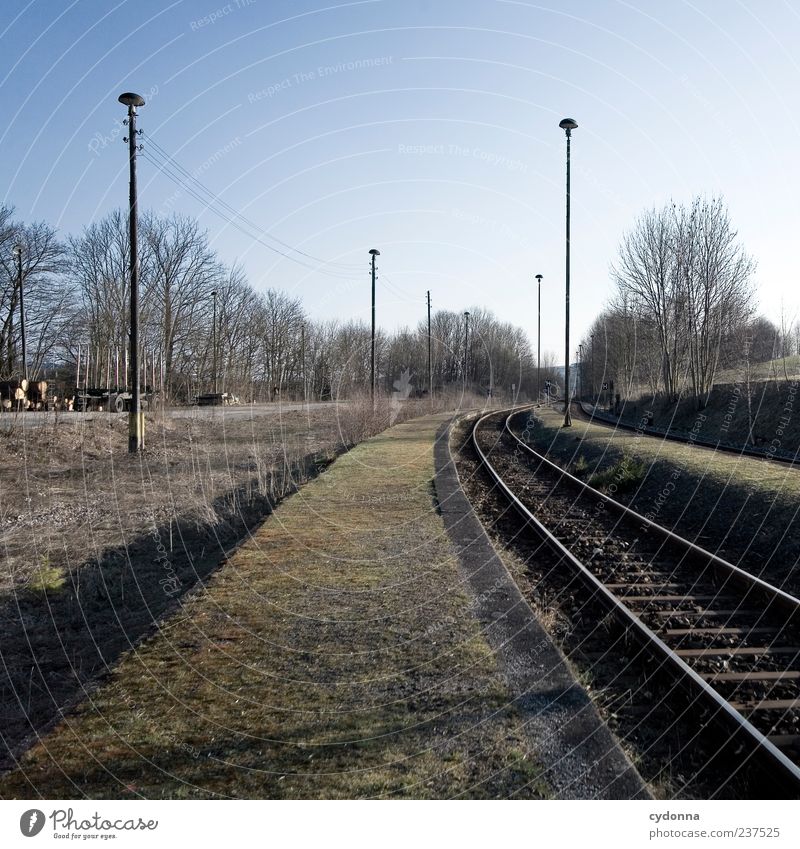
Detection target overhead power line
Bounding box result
[139,133,362,279]
[144,133,362,270]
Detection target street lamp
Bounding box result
[590,332,595,405]
[12,245,26,383]
[369,249,380,402]
[463,311,470,390]
[559,117,577,427]
[578,342,584,400]
[535,273,543,404]
[119,91,145,452]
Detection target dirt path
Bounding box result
[0,413,548,799]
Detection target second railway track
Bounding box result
[471,407,800,794]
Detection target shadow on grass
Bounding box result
[6,702,546,800]
[0,450,337,775]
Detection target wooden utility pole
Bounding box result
[211,290,218,394]
[301,321,306,403]
[426,290,432,402]
[369,249,380,402]
[13,246,27,382]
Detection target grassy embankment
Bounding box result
[525,404,800,598]
[0,412,547,800]
[608,376,800,459]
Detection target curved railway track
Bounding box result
[471,406,800,793]
[573,400,800,467]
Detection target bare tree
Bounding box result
[0,206,68,380]
[682,198,755,404]
[611,196,755,406]
[145,213,220,398]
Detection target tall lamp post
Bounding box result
[119,91,145,452]
[578,343,584,400]
[13,245,27,383]
[559,117,577,427]
[369,249,380,402]
[463,311,470,391]
[590,332,595,405]
[211,289,218,394]
[535,273,543,404]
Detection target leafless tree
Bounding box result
[0,205,69,380]
[611,196,755,407]
[144,213,220,398]
[682,198,755,403]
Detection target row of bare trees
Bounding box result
[580,196,769,407]
[1,203,545,403]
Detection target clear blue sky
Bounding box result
[3,0,799,358]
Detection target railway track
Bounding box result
[471,407,800,793]
[573,400,799,467]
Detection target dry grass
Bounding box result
[717,355,800,384]
[0,412,547,799]
[0,395,492,778]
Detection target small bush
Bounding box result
[589,453,646,494]
[28,556,65,593]
[572,454,589,479]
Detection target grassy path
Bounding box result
[0,413,546,800]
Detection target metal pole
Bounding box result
[211,290,218,394]
[427,290,432,403]
[536,274,542,404]
[559,118,577,427]
[120,92,145,452]
[15,247,27,382]
[578,343,583,400]
[591,332,595,404]
[564,131,572,425]
[369,249,380,402]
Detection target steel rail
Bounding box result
[471,408,800,791]
[510,408,800,616]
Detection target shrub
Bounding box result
[589,453,646,494]
[572,454,589,479]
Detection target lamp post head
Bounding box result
[535,273,543,283]
[464,311,470,318]
[13,244,22,257]
[118,92,145,110]
[559,117,578,136]
[369,248,380,256]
